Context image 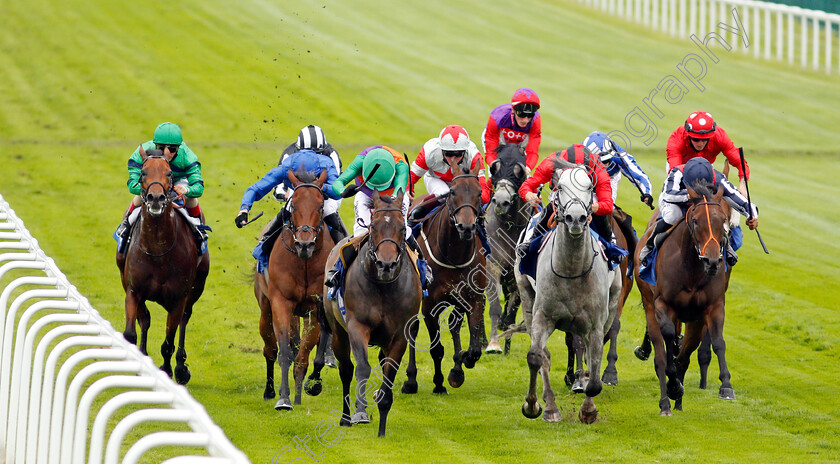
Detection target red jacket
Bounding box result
[666,126,750,180]
[518,144,613,215]
[483,104,541,170]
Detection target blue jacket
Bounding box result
[240,149,340,210]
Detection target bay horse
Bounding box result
[253,169,333,410]
[634,180,734,416]
[519,167,621,423]
[116,147,210,385]
[401,162,487,395]
[485,144,529,355]
[320,191,422,437]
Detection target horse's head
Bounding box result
[368,192,405,282]
[552,167,593,236]
[686,180,728,276]
[489,145,527,217]
[286,168,327,259]
[446,163,483,240]
[138,146,176,217]
[490,179,518,216]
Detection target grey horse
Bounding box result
[517,166,621,423]
[485,171,530,354]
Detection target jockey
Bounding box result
[325,146,430,288]
[583,131,655,209]
[638,157,759,266]
[483,88,542,172]
[271,125,347,242]
[667,111,750,194]
[234,150,341,248]
[409,125,492,214]
[116,122,207,252]
[517,144,614,257]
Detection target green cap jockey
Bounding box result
[152,122,183,146]
[362,148,397,190]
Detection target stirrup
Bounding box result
[116,219,131,240]
[324,268,340,288]
[516,240,531,257]
[638,245,653,265]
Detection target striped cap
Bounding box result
[296,125,327,150]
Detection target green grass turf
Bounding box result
[1,0,839,462]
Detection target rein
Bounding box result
[280,183,326,257]
[137,156,179,257]
[367,207,406,279]
[421,174,482,269]
[547,228,598,279]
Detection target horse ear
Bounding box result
[163,146,176,162]
[722,160,730,179]
[470,160,481,176]
[514,164,525,179]
[489,162,499,177]
[288,169,300,187]
[686,184,699,199]
[713,182,725,201]
[315,169,327,187]
[139,145,148,161]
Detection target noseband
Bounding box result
[686,200,726,259]
[552,183,592,223]
[140,156,174,211]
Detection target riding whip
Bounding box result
[738,147,769,254]
[244,211,264,226]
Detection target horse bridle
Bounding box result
[140,156,174,211]
[282,183,325,254]
[551,180,593,223]
[686,199,727,259]
[446,174,484,224]
[367,207,406,281]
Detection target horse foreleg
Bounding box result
[646,301,672,416]
[347,319,372,424]
[522,310,552,420]
[160,301,185,379]
[446,309,465,388]
[258,292,277,400]
[173,303,193,385]
[293,314,320,405]
[579,326,605,424]
[602,316,620,386]
[572,334,586,394]
[138,302,151,355]
[674,320,704,411]
[376,337,408,438]
[400,318,420,394]
[706,302,734,400]
[539,344,561,422]
[564,332,575,387]
[485,271,504,354]
[333,325,354,427]
[426,302,447,395]
[462,296,485,370]
[305,305,329,397]
[501,283,521,355]
[271,297,295,411]
[698,329,712,390]
[123,291,140,348]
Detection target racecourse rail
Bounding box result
[0,194,251,464]
[579,0,840,74]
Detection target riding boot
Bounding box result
[323,212,348,244]
[407,234,433,288]
[639,219,671,265]
[725,238,738,267]
[325,243,356,289]
[260,211,287,257]
[516,206,552,256]
[116,206,136,254]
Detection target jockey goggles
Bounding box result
[442,149,467,159]
[155,143,180,153]
[514,103,537,117]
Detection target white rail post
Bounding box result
[764,6,771,59]
[777,8,784,61]
[802,14,808,67]
[813,16,820,70]
[88,391,177,464]
[827,20,833,73]
[698,0,706,40]
[754,3,761,57]
[789,11,795,64]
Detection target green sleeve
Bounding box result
[126,143,149,195]
[332,155,364,196]
[393,161,409,196]
[176,143,204,198]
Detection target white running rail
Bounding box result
[579,0,840,74]
[0,193,251,464]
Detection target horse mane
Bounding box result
[689,178,717,200]
[146,148,165,158]
[293,167,317,183]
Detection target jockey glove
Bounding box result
[641,194,654,209]
[235,211,249,228]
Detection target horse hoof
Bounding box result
[719,387,736,400]
[461,350,478,369]
[485,340,503,354]
[542,408,561,423]
[659,409,673,417]
[160,364,173,378]
[564,373,574,387]
[401,380,418,394]
[352,412,370,424]
[634,346,650,361]
[304,378,322,396]
[432,385,448,395]
[601,370,618,386]
[699,380,708,390]
[667,380,684,401]
[521,401,542,419]
[675,398,683,411]
[578,406,599,424]
[174,365,191,385]
[263,389,276,401]
[447,369,465,388]
[572,379,586,394]
[325,355,337,369]
[274,398,293,411]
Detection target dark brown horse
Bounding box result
[116,147,210,385]
[634,180,734,416]
[254,169,333,410]
[401,162,486,395]
[321,191,422,437]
